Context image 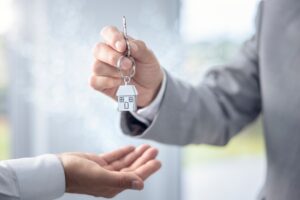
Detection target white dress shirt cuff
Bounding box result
[131,70,167,125]
[5,154,65,200]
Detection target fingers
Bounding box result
[101,26,126,53]
[93,42,133,70]
[92,60,120,78]
[124,147,159,171]
[100,145,135,164]
[134,160,162,180]
[90,75,122,92]
[99,25,155,64]
[63,152,108,166]
[59,151,150,198]
[107,171,144,190]
[108,144,151,171]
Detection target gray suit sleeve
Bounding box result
[120,3,263,146]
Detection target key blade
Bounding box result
[122,16,127,38]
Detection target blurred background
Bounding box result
[0,0,265,200]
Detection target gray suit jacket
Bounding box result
[121,0,300,199]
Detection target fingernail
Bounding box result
[131,42,138,52]
[132,181,143,190]
[115,41,123,52]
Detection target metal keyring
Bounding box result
[116,55,136,79]
[123,76,131,85]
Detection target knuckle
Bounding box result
[97,84,105,92]
[92,61,102,74]
[108,53,117,66]
[90,76,120,91]
[93,42,105,58]
[106,26,117,33]
[101,26,114,36]
[89,76,104,91]
[101,26,119,39]
[89,76,97,89]
[136,40,147,49]
[118,174,128,188]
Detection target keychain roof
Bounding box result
[116,85,138,96]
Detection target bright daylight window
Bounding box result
[0,0,14,160]
[0,40,10,160]
[180,0,265,200]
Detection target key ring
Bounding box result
[117,55,136,79]
[123,76,131,85]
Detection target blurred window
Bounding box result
[0,38,10,160]
[0,0,13,160]
[180,0,265,200]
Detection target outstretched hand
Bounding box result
[58,145,161,198]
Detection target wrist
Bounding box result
[57,154,70,193]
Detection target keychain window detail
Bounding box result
[129,97,133,102]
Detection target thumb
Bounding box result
[110,171,144,190]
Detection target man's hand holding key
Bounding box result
[91,25,164,108]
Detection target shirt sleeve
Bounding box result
[0,154,65,200]
[130,70,167,125]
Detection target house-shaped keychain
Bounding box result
[116,84,138,111]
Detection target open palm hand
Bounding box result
[59,145,161,198]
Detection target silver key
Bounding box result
[116,16,138,112]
